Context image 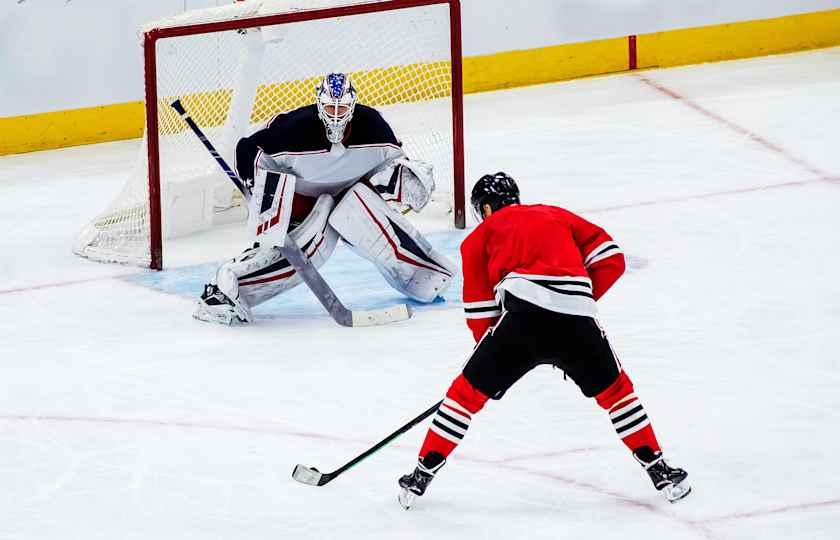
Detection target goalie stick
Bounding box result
[292,400,443,487]
[170,99,412,327]
[170,100,252,203]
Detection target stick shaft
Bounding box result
[278,233,354,326]
[170,99,251,201]
[328,400,443,479]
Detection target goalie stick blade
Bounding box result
[351,304,412,327]
[292,464,330,486]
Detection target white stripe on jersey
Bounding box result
[503,273,592,288]
[463,300,500,309]
[584,241,622,267]
[496,275,597,318]
[465,310,501,319]
[464,299,501,319]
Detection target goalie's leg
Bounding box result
[194,193,339,324]
[329,183,456,303]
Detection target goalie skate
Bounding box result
[634,447,691,503]
[193,284,252,325]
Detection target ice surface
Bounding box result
[2,48,840,540]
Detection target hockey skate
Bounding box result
[193,284,252,325]
[397,452,446,509]
[634,446,691,503]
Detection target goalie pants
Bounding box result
[418,294,662,460]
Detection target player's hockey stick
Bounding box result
[171,100,412,327]
[292,399,443,486]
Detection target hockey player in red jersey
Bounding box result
[397,172,690,508]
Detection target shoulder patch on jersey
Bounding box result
[344,104,401,147]
[256,104,330,154]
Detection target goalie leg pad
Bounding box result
[329,183,456,303]
[247,171,297,247]
[209,194,339,310]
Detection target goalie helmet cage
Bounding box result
[75,0,464,270]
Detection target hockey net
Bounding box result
[74,0,464,269]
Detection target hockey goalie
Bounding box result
[194,73,457,324]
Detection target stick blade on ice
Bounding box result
[351,304,412,327]
[292,464,327,486]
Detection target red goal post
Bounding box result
[76,0,464,270]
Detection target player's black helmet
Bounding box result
[470,172,520,220]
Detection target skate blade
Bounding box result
[193,301,238,325]
[192,302,250,325]
[665,481,692,503]
[397,488,416,510]
[193,309,231,325]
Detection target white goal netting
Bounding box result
[74,0,460,268]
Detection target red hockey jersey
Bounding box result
[461,204,626,341]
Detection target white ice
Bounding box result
[2,48,840,540]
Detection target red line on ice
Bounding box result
[484,447,604,463]
[489,461,717,539]
[9,414,837,533]
[582,176,839,214]
[0,275,134,296]
[698,498,840,523]
[634,73,833,180]
[0,414,355,443]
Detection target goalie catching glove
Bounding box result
[369,158,435,212]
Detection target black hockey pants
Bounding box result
[462,294,621,400]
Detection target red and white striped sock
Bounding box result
[596,371,661,453]
[419,374,488,459]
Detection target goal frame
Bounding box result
[142,0,465,270]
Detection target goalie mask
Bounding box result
[316,73,358,144]
[470,171,520,221]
